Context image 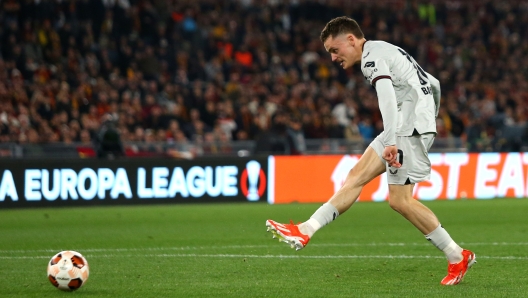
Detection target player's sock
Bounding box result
[425,224,463,264]
[298,203,339,237]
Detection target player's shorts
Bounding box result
[369,132,435,185]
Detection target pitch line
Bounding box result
[1,242,528,254]
[1,254,528,260]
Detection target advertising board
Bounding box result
[0,158,268,208]
[268,153,528,203]
[3,152,526,208]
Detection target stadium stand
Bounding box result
[0,0,527,158]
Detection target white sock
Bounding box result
[425,224,463,263]
[298,203,339,237]
[299,218,319,237]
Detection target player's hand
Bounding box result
[382,145,401,168]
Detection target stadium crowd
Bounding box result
[0,0,527,156]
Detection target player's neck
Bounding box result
[359,38,367,53]
[352,38,367,64]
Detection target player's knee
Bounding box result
[388,195,411,215]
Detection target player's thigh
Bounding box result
[344,146,386,187]
[388,183,414,203]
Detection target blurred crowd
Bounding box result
[0,0,527,155]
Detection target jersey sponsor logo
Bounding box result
[362,52,370,58]
[364,61,375,68]
[364,70,380,82]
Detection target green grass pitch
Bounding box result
[1,199,527,297]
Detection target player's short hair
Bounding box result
[320,16,364,42]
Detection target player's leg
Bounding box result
[333,148,389,208]
[387,134,475,285]
[299,145,386,232]
[387,184,439,234]
[388,183,476,285]
[266,145,385,250]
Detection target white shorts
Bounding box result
[369,132,435,185]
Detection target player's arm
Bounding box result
[373,77,397,147]
[364,56,397,147]
[425,71,441,117]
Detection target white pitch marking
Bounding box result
[1,242,528,254]
[1,254,528,260]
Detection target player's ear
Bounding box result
[347,34,355,45]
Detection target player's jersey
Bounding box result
[361,40,437,136]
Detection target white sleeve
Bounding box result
[362,57,391,87]
[426,72,441,117]
[375,78,397,146]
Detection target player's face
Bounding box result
[324,34,360,69]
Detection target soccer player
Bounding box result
[266,16,475,285]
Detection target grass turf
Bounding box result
[1,199,527,297]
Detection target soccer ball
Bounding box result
[47,250,89,291]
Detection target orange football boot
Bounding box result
[441,249,476,285]
[265,220,310,250]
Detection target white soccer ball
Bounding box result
[47,250,90,291]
